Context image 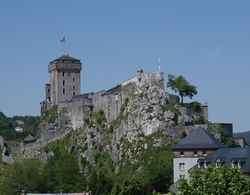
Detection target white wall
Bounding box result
[173,157,199,183]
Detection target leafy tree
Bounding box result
[111,150,173,194]
[0,159,44,194]
[178,167,250,195]
[167,74,197,103]
[0,111,40,142]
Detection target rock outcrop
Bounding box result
[8,78,207,168]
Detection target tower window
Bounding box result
[73,92,75,96]
[63,80,65,86]
[62,72,65,76]
[63,88,65,94]
[73,77,75,81]
[73,86,75,90]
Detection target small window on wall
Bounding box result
[180,151,184,156]
[179,175,185,179]
[73,86,75,90]
[73,92,75,96]
[73,77,75,81]
[62,72,65,76]
[179,163,185,170]
[194,151,198,156]
[203,151,207,156]
[63,80,65,86]
[63,88,65,94]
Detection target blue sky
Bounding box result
[0,1,250,132]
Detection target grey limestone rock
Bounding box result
[164,111,175,120]
[0,136,4,147]
[178,115,194,126]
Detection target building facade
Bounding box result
[173,126,227,183]
[48,55,82,105]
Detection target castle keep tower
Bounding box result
[48,55,82,105]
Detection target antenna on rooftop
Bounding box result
[157,57,161,72]
[60,36,66,54]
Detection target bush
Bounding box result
[181,101,201,113]
[94,110,106,125]
[194,117,205,124]
[42,106,58,123]
[162,103,179,113]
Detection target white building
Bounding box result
[172,126,227,183]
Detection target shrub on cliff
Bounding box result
[42,106,58,123]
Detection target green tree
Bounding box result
[111,150,173,194]
[41,147,84,192]
[167,74,197,103]
[178,167,250,195]
[0,159,44,194]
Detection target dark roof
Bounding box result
[23,134,36,143]
[50,55,80,64]
[234,131,250,145]
[173,126,227,150]
[195,147,250,173]
[103,84,121,95]
[72,93,92,101]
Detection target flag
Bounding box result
[61,36,65,43]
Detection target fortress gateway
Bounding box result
[41,54,181,129]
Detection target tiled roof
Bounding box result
[72,93,91,100]
[173,126,227,149]
[103,84,121,95]
[50,55,80,63]
[23,134,36,143]
[195,147,250,173]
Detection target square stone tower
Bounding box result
[48,55,82,105]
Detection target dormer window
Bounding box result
[238,160,241,168]
[180,151,184,156]
[216,159,221,167]
[203,151,207,156]
[194,151,198,156]
[197,159,204,168]
[204,160,210,168]
[231,160,237,168]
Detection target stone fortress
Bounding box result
[41,54,208,130]
[2,54,226,162]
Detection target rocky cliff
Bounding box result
[39,84,205,167]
